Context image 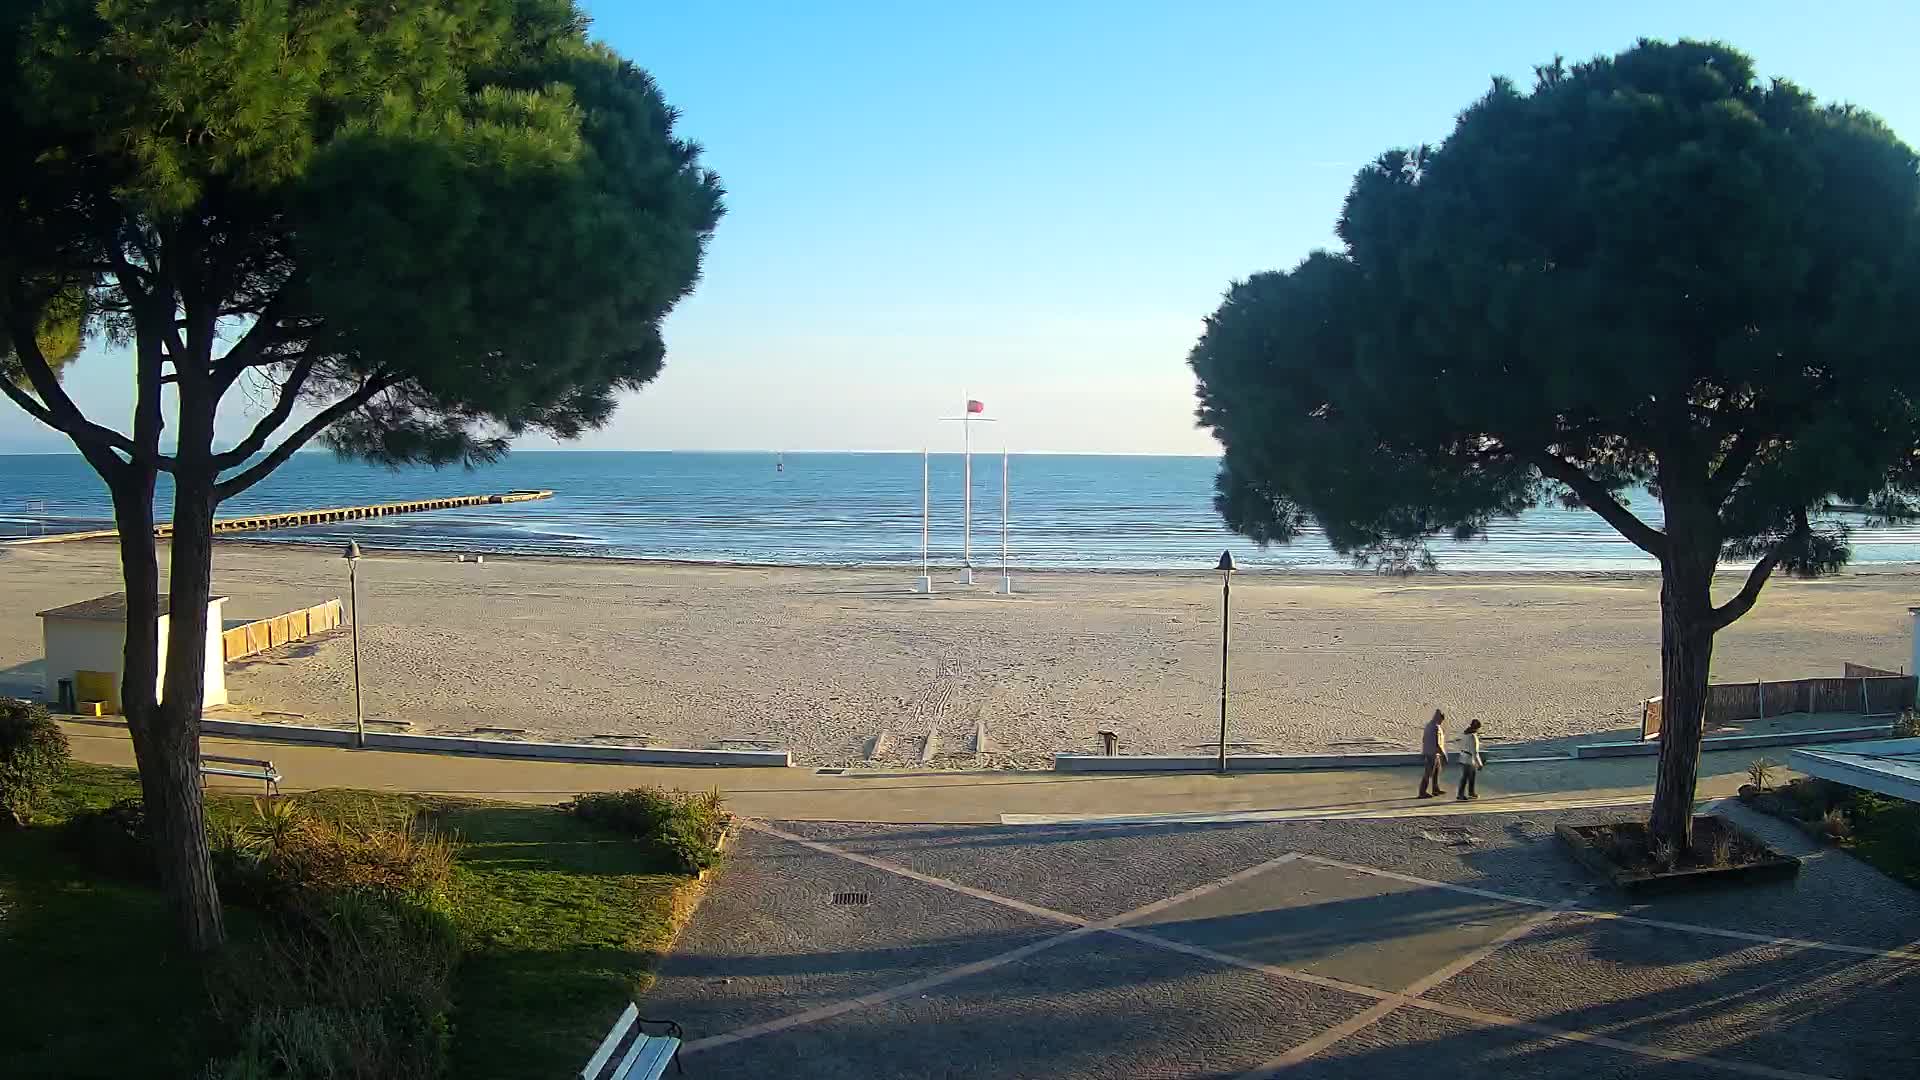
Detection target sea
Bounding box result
[4,450,1920,571]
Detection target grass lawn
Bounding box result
[0,763,707,1078]
[1841,790,1920,889]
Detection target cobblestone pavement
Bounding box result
[642,801,1920,1079]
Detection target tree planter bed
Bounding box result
[1556,816,1800,894]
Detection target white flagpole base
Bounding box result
[913,575,934,595]
[995,575,1013,595]
[959,566,975,585]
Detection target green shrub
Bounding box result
[566,786,681,835]
[1786,777,1840,820]
[60,796,154,878]
[206,890,458,1080]
[565,785,731,874]
[0,698,70,826]
[1746,758,1777,790]
[215,800,455,912]
[660,787,729,874]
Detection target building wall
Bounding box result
[40,598,228,710]
[42,619,137,706]
[202,598,228,706]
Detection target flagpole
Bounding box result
[961,392,973,584]
[996,446,1013,595]
[915,447,933,594]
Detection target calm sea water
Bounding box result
[3,450,1919,570]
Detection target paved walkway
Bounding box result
[62,719,1767,824]
[63,720,1920,1076]
[647,805,1920,1078]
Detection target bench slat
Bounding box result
[612,1036,678,1080]
[202,754,276,769]
[580,1003,639,1080]
[201,766,279,782]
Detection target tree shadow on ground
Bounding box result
[650,896,1919,1079]
[0,658,45,699]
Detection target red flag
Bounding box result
[966,399,985,414]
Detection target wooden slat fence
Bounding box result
[222,599,344,663]
[1642,663,1915,740]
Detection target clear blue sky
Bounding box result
[8,1,1917,456]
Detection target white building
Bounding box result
[37,592,229,712]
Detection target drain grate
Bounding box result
[831,891,870,906]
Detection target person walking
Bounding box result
[1457,719,1484,801]
[1418,709,1447,798]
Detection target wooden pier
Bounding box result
[5,490,554,546]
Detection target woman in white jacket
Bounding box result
[1457,719,1484,801]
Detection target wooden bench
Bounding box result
[201,754,281,796]
[580,1003,682,1079]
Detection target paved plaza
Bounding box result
[645,803,1920,1079]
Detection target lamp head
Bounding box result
[1216,550,1237,573]
[343,541,362,561]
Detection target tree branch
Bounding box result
[1527,450,1668,557]
[213,372,398,502]
[1708,429,1765,504]
[1707,512,1810,632]
[210,353,317,469]
[210,283,299,392]
[3,318,156,463]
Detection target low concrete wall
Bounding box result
[363,730,790,767]
[1058,724,1897,773]
[201,717,356,746]
[1056,751,1426,773]
[171,716,790,767]
[1574,724,1893,759]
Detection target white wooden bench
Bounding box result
[580,1002,682,1079]
[200,754,281,796]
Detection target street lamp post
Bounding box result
[1216,549,1236,774]
[344,541,365,749]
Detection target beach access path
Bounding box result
[60,719,1766,824]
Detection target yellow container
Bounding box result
[74,670,119,714]
[223,627,250,661]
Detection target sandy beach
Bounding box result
[2,539,1915,767]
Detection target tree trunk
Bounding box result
[1649,555,1717,852]
[110,466,225,950]
[157,466,226,950]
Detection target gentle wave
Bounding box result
[4,450,1919,571]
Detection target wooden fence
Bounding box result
[1641,663,1915,739]
[222,599,344,663]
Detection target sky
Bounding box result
[6,0,1919,456]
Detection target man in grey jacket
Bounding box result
[1418,709,1447,798]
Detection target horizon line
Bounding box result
[0,447,1223,459]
